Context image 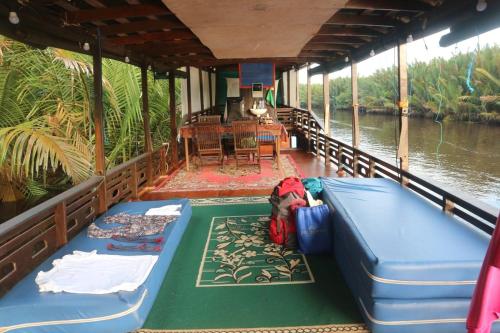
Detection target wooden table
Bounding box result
[180,123,287,171]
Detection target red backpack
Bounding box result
[269,177,306,248]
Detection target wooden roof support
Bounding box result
[302,44,353,52]
[107,30,197,46]
[309,35,367,45]
[169,74,178,166]
[396,42,409,181]
[141,66,154,186]
[186,66,193,123]
[296,69,300,108]
[323,72,330,136]
[326,13,399,27]
[92,30,107,214]
[318,26,384,37]
[351,61,360,177]
[199,68,204,112]
[208,71,213,111]
[66,4,171,24]
[343,0,432,12]
[286,71,291,106]
[100,18,185,36]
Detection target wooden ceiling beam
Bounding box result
[309,35,366,45]
[302,44,353,52]
[100,18,185,36]
[66,4,171,24]
[326,13,399,27]
[107,30,197,45]
[317,26,382,37]
[136,45,211,57]
[343,0,433,12]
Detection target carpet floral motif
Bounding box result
[196,215,314,287]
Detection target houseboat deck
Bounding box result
[143,150,338,200]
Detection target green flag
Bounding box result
[266,89,275,108]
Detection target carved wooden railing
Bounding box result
[290,107,498,235]
[0,144,169,296]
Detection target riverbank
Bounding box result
[323,107,500,125]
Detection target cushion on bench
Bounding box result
[0,199,192,333]
[321,177,489,299]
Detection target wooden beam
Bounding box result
[100,18,185,36]
[169,74,178,166]
[309,36,367,45]
[107,30,197,45]
[397,42,409,177]
[92,31,106,214]
[186,66,193,123]
[296,69,300,108]
[199,68,204,111]
[302,44,353,51]
[286,71,291,106]
[208,71,213,111]
[318,26,383,37]
[141,66,154,186]
[351,61,360,149]
[307,64,312,112]
[323,72,330,136]
[351,61,360,177]
[326,13,399,27]
[344,0,432,12]
[66,4,171,24]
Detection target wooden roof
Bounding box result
[0,0,498,74]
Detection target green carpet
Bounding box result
[142,201,365,331]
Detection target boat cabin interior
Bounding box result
[0,1,499,333]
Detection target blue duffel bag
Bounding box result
[295,204,332,254]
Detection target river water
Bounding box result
[315,110,500,209]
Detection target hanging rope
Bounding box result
[466,35,480,94]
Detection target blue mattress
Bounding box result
[0,199,192,333]
[335,232,500,333]
[321,178,489,299]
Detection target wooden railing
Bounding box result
[0,144,169,296]
[290,107,498,235]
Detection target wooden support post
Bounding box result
[296,69,300,108]
[169,73,178,167]
[54,202,67,247]
[315,125,320,159]
[186,66,192,124]
[337,145,344,175]
[323,72,330,136]
[324,139,330,167]
[130,162,138,199]
[368,158,376,177]
[93,30,107,214]
[307,113,311,152]
[397,42,409,183]
[286,70,291,106]
[141,66,154,186]
[208,70,213,112]
[351,61,360,177]
[198,68,204,112]
[307,64,312,112]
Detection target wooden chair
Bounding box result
[194,123,223,167]
[232,120,260,171]
[198,115,221,124]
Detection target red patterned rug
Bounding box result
[155,154,303,193]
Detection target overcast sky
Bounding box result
[300,27,500,84]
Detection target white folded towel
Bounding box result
[35,251,158,294]
[145,204,182,216]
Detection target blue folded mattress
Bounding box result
[0,199,192,333]
[321,178,489,299]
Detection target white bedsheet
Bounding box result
[35,250,158,294]
[145,204,182,216]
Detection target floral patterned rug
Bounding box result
[156,155,303,193]
[196,214,314,287]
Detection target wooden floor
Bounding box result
[141,149,337,200]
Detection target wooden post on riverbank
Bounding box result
[351,61,360,177]
[397,41,409,183]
